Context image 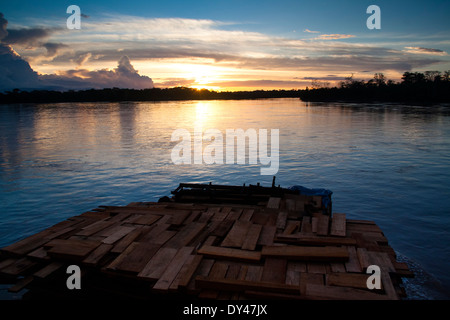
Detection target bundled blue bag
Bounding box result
[288,185,333,210]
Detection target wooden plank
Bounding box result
[317,215,329,236]
[311,217,318,233]
[300,216,312,234]
[330,263,346,273]
[152,246,194,292]
[8,276,33,293]
[307,262,327,274]
[221,220,252,248]
[225,208,242,221]
[46,239,100,261]
[132,214,161,225]
[76,220,114,236]
[241,224,263,251]
[327,273,382,290]
[110,227,143,253]
[33,262,64,279]
[261,258,287,283]
[276,211,288,230]
[195,276,301,295]
[274,234,357,246]
[243,265,262,282]
[177,255,203,288]
[210,219,234,238]
[0,257,37,276]
[168,210,191,225]
[164,222,207,248]
[356,247,371,271]
[240,209,254,222]
[169,255,195,292]
[305,284,387,300]
[345,246,362,273]
[137,247,178,280]
[198,245,261,262]
[186,258,215,294]
[330,213,346,237]
[1,229,54,256]
[102,226,135,245]
[198,262,229,299]
[266,197,281,209]
[83,243,114,266]
[262,245,349,262]
[114,242,160,273]
[283,220,300,235]
[257,225,276,246]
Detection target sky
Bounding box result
[1,0,449,91]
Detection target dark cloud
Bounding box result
[0,12,7,40]
[43,42,68,57]
[2,27,52,47]
[0,44,40,91]
[40,55,154,90]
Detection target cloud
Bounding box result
[40,55,154,90]
[43,42,68,57]
[74,52,92,66]
[0,44,40,91]
[404,46,447,56]
[2,27,52,47]
[315,34,356,40]
[0,12,7,40]
[304,29,320,34]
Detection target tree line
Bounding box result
[299,71,450,103]
[0,87,301,104]
[1,71,449,104]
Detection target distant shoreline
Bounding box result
[2,71,450,104]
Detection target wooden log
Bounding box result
[261,246,349,262]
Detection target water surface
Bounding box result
[1,98,449,299]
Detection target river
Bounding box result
[1,98,449,299]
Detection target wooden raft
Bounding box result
[0,192,412,300]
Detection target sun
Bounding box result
[181,62,222,91]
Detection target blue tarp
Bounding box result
[288,185,333,209]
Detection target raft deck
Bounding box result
[0,183,412,299]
